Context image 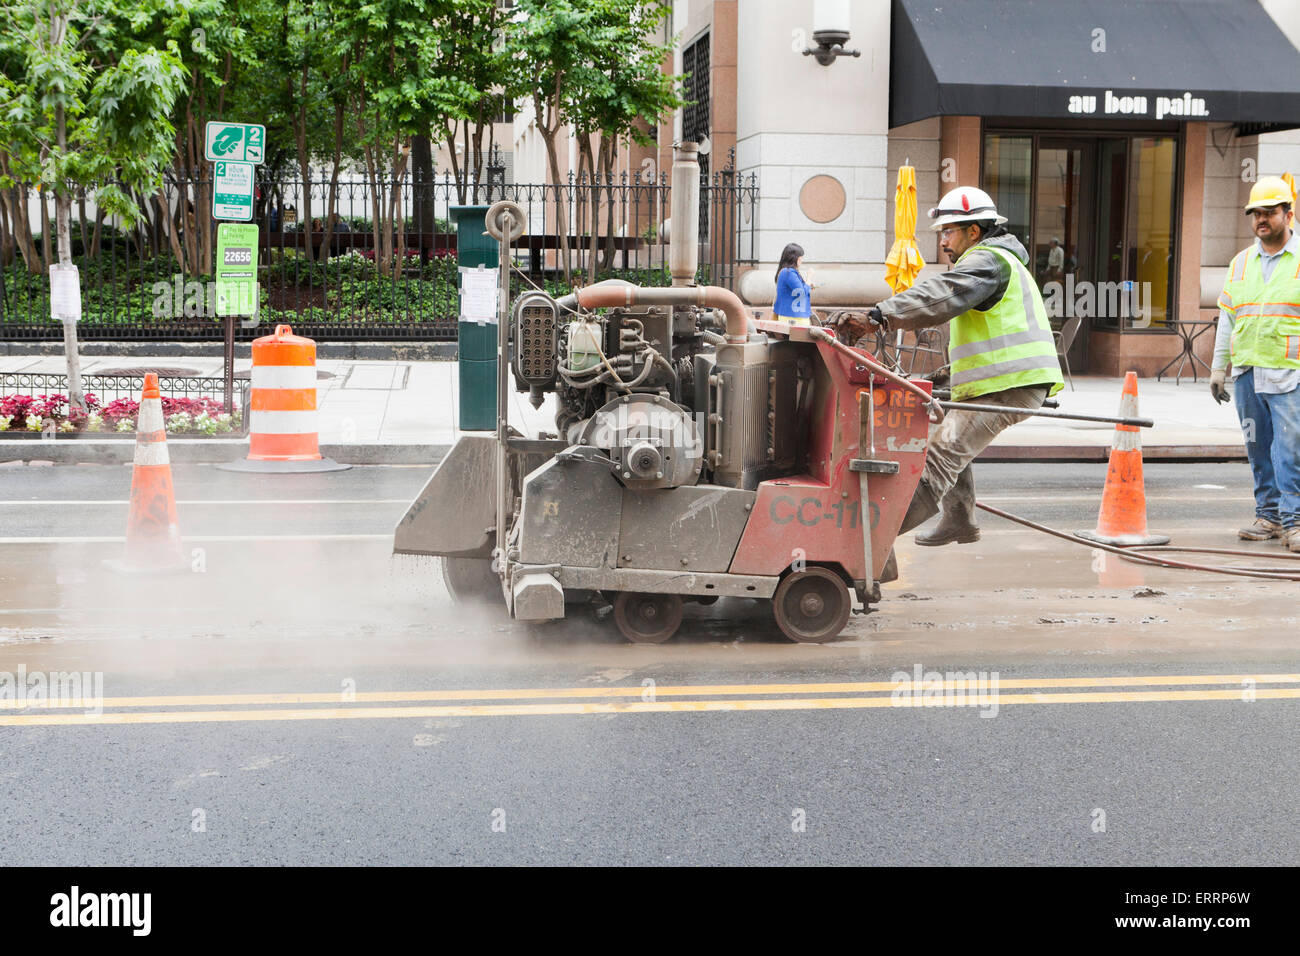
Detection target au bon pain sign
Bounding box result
[1065,89,1210,121]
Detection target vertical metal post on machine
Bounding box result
[483,201,526,584]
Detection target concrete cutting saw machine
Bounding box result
[394,143,935,643]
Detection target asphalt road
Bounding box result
[0,461,1296,865]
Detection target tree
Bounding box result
[505,0,683,282]
[0,0,186,410]
[432,0,511,204]
[564,0,681,282]
[333,0,477,276]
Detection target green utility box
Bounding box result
[450,205,498,431]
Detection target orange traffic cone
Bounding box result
[1076,371,1170,547]
[106,373,189,573]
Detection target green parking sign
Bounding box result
[213,161,254,221]
[215,223,259,318]
[204,121,266,164]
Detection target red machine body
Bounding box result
[730,326,930,583]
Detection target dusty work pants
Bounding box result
[900,383,1049,534]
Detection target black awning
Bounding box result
[890,0,1300,132]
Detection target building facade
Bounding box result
[670,0,1300,376]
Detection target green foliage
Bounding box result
[1,252,690,330]
[0,0,187,226]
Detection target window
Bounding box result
[682,34,710,144]
[984,130,1180,334]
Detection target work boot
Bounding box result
[916,466,980,547]
[897,479,942,536]
[1283,527,1300,553]
[1239,517,1282,540]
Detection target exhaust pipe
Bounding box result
[569,142,751,342]
[670,142,700,287]
[575,283,749,343]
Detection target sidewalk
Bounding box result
[0,352,1245,464]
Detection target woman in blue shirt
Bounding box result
[773,242,814,324]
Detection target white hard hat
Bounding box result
[927,186,1007,230]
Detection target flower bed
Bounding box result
[0,393,242,437]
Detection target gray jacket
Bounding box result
[876,231,1030,332]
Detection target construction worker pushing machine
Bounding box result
[1211,174,1300,552]
[834,186,1064,579]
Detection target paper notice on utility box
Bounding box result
[459,266,500,325]
[49,264,82,321]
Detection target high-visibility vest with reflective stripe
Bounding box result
[1217,244,1300,368]
[948,244,1065,401]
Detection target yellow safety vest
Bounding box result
[948,244,1065,401]
[1217,244,1300,368]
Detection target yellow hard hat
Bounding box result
[1244,176,1296,212]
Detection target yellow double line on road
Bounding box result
[1,674,1297,727]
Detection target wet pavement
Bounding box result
[1,461,1296,864]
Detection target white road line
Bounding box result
[0,499,411,506]
[0,534,392,544]
[977,494,1242,503]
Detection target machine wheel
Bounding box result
[612,592,684,644]
[440,556,502,605]
[772,568,851,643]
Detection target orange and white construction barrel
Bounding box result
[218,324,349,473]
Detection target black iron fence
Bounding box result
[1,167,757,342]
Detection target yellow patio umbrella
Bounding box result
[884,164,925,294]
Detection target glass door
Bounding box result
[1034,138,1095,370]
[986,129,1182,371]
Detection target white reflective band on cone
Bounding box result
[252,366,318,390]
[251,410,318,434]
[1113,391,1142,451]
[137,399,164,433]
[1113,429,1141,452]
[134,443,171,467]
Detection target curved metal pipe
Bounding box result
[555,278,634,314]
[575,284,751,344]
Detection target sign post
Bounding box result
[208,120,265,418]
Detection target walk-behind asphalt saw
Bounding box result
[394,143,938,644]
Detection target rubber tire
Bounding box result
[612,592,684,644]
[771,567,852,643]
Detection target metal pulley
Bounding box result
[484,200,526,242]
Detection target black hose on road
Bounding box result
[975,501,1300,582]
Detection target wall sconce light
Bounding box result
[803,0,861,66]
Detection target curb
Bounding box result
[978,444,1246,463]
[0,438,1245,466]
[0,440,450,466]
[0,340,458,360]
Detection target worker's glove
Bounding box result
[924,365,951,387]
[1209,368,1230,405]
[832,307,887,343]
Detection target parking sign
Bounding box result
[204,121,266,164]
[213,161,254,221]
